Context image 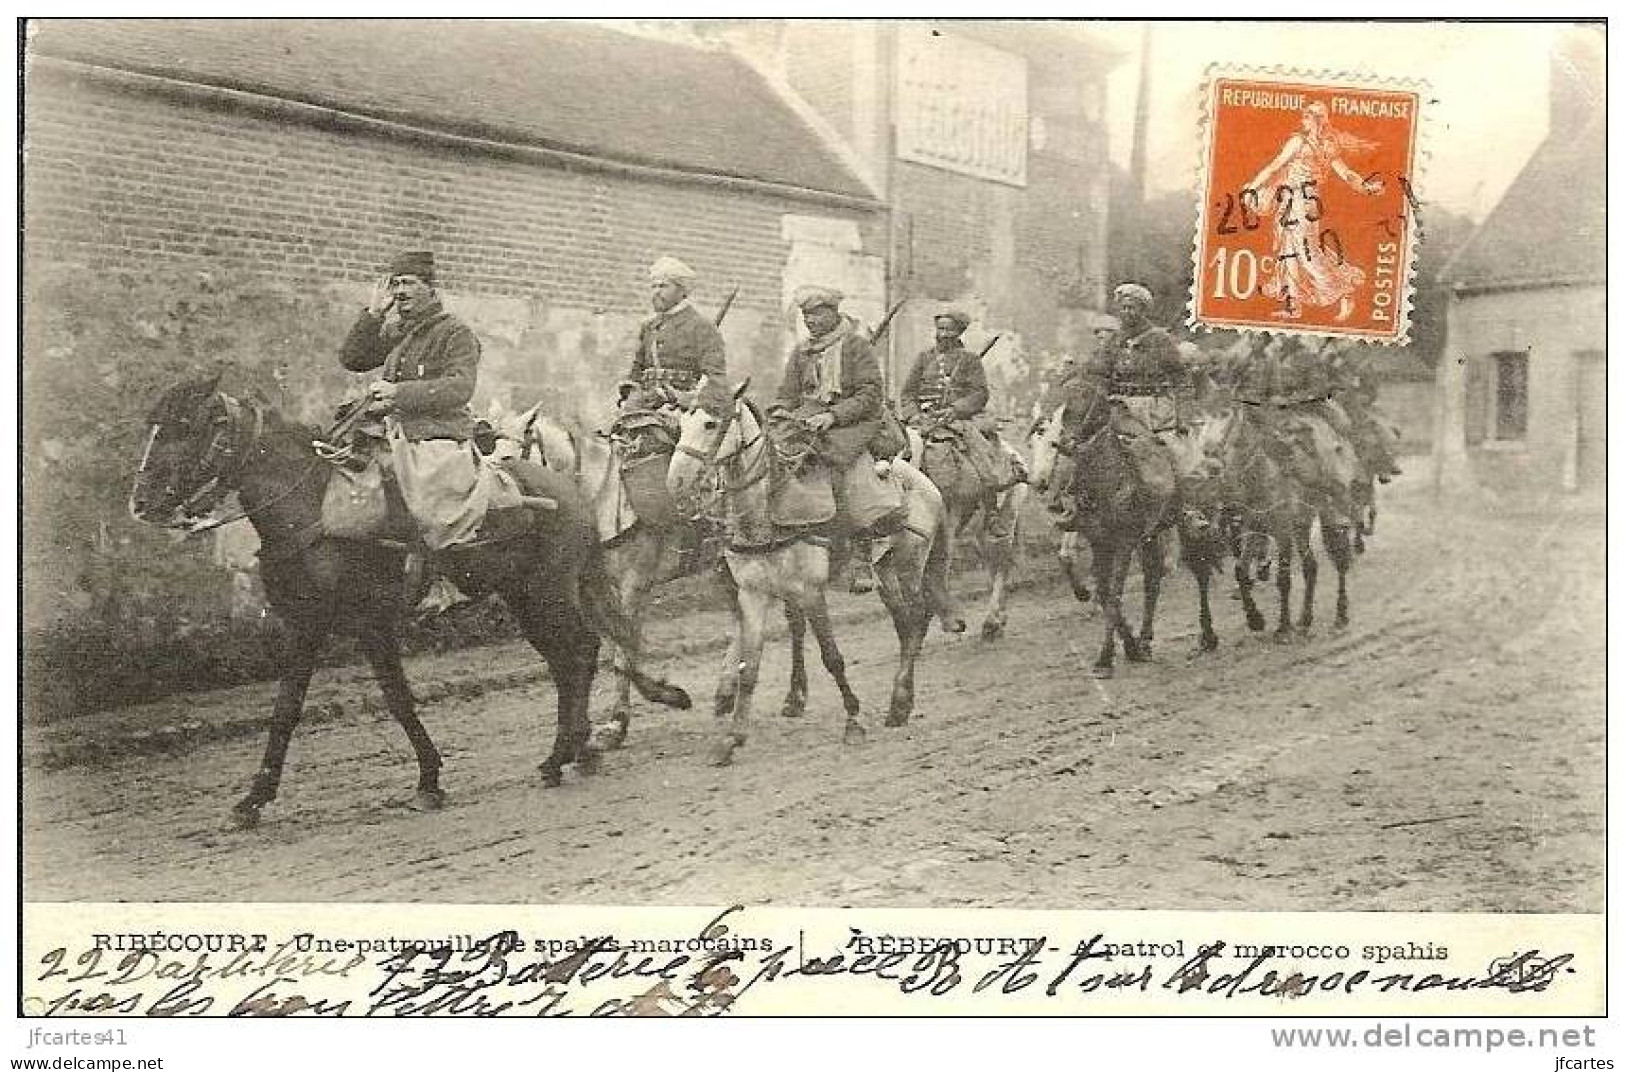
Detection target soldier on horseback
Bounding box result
[1054,283,1188,509]
[617,256,731,575]
[332,249,541,610]
[772,286,904,586]
[899,308,1015,538]
[1227,333,1359,531]
[621,256,730,414]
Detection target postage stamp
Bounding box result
[1190,69,1424,343]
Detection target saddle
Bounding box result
[756,407,903,538]
[317,442,552,550]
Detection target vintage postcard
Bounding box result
[12,14,1608,1064]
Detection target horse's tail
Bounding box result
[578,546,692,711]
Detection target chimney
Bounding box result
[1549,25,1604,132]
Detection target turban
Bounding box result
[934,308,972,332]
[793,285,843,312]
[1113,282,1154,307]
[648,256,698,289]
[388,250,436,283]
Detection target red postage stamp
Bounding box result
[1190,71,1423,344]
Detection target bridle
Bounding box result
[675,401,767,494]
[130,391,323,536]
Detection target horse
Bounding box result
[897,418,1028,640]
[1204,404,1354,638]
[491,400,705,752]
[666,383,953,766]
[1028,394,1223,673]
[128,375,690,829]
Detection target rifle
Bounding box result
[869,299,906,345]
[714,286,739,327]
[978,334,1003,361]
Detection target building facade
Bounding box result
[717,20,1119,416]
[22,18,887,648]
[1434,29,1604,493]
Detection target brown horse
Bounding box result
[666,385,953,765]
[129,375,690,829]
[1206,405,1353,637]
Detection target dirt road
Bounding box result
[23,481,1604,911]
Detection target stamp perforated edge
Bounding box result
[1184,62,1432,348]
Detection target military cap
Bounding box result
[1112,282,1154,307]
[388,250,436,283]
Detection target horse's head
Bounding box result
[667,377,751,504]
[481,399,538,464]
[129,373,246,526]
[1025,402,1068,491]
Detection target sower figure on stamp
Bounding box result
[772,286,905,590]
[618,255,732,576]
[334,250,532,611]
[898,308,1015,538]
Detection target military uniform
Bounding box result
[1254,340,1358,523]
[776,316,884,469]
[335,251,522,565]
[625,300,728,410]
[1098,320,1186,501]
[900,340,1009,484]
[340,298,479,442]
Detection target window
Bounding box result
[1493,351,1529,441]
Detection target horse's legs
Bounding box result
[603,534,661,750]
[1194,543,1220,652]
[1130,531,1165,661]
[1297,513,1319,632]
[514,590,602,787]
[804,588,866,738]
[979,501,1016,640]
[232,627,324,829]
[1322,510,1352,628]
[1273,519,1296,641]
[1235,529,1268,632]
[1059,530,1093,602]
[358,625,444,810]
[780,601,809,719]
[934,502,967,634]
[1091,540,1126,678]
[872,536,927,728]
[711,583,769,767]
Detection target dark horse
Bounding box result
[1027,385,1178,679]
[128,376,690,829]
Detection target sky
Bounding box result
[1090,20,1570,222]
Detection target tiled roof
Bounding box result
[28,18,877,202]
[1442,111,1603,292]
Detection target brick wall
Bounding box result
[22,63,881,669]
[25,63,883,413]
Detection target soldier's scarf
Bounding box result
[802,315,856,402]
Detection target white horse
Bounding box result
[667,383,954,766]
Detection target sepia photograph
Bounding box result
[13,13,1608,1039]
